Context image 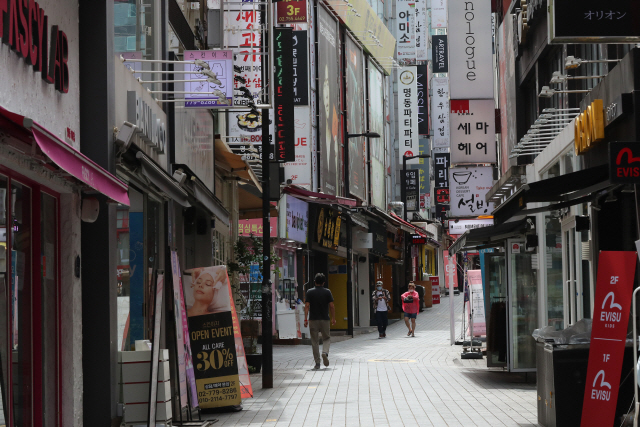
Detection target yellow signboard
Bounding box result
[574,99,605,155]
[324,0,396,74]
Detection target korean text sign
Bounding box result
[434,152,451,221]
[277,0,308,23]
[448,0,494,99]
[432,77,450,149]
[403,169,420,212]
[398,67,419,165]
[449,166,494,217]
[450,99,496,164]
[184,50,233,108]
[396,0,417,64]
[580,251,637,427]
[274,28,295,162]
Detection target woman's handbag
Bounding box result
[403,295,414,303]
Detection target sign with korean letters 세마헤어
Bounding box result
[450,100,496,164]
[580,251,637,427]
[398,68,420,165]
[449,166,494,217]
[432,77,450,149]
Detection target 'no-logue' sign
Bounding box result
[580,251,637,427]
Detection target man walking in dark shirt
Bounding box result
[304,273,336,369]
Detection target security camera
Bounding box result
[173,169,188,186]
[286,179,293,185]
[114,121,137,150]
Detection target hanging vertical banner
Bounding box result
[183,265,253,408]
[444,250,458,289]
[432,0,448,28]
[318,6,341,196]
[274,27,295,163]
[415,137,431,218]
[430,277,440,304]
[432,77,450,149]
[292,31,309,105]
[416,0,429,60]
[450,99,497,164]
[369,61,386,209]
[434,152,450,221]
[170,252,199,409]
[403,169,420,212]
[346,37,367,201]
[225,5,274,148]
[431,35,449,73]
[398,67,419,165]
[396,0,417,64]
[276,0,308,23]
[580,251,637,427]
[448,0,494,99]
[284,106,312,189]
[466,270,486,335]
[417,65,429,136]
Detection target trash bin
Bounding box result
[536,341,635,427]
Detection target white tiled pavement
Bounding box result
[206,294,537,427]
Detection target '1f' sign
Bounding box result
[580,251,637,427]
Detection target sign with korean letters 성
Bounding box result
[449,166,494,217]
[398,68,420,165]
[450,100,496,164]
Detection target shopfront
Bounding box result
[0,0,130,422]
[450,218,538,371]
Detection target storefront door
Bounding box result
[0,174,60,426]
[507,239,537,372]
[484,253,508,368]
[561,216,587,326]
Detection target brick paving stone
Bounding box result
[205,294,537,426]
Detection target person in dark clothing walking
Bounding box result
[304,273,336,369]
[371,281,391,338]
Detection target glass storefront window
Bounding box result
[11,181,33,425]
[545,214,563,330]
[510,243,538,371]
[41,193,58,426]
[114,0,158,59]
[0,176,7,426]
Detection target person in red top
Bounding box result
[401,281,420,337]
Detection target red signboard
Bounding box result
[276,0,308,23]
[580,251,637,427]
[430,277,440,304]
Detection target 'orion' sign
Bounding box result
[1,0,69,93]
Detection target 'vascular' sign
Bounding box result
[580,251,637,427]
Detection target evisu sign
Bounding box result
[609,141,640,183]
[0,0,69,93]
[580,251,637,427]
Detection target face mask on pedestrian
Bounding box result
[376,285,382,290]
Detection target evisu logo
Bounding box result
[600,286,622,324]
[614,147,640,178]
[591,370,612,401]
[0,0,69,93]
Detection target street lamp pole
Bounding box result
[402,154,431,221]
[344,131,380,337]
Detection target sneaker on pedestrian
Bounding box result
[322,352,329,367]
[379,333,383,339]
[313,363,320,370]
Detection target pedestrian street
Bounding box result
[208,294,537,427]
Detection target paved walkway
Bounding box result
[206,294,537,427]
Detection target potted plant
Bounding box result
[227,233,279,374]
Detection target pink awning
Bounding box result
[0,106,130,205]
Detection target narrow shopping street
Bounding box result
[209,294,536,427]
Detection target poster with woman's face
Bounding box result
[185,266,232,317]
[346,37,366,201]
[318,6,341,196]
[368,61,386,209]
